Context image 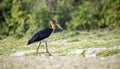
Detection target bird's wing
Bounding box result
[27,28,53,44]
[32,28,53,41]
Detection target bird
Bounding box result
[27,18,63,55]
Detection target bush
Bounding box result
[0,0,120,36]
[66,0,120,31]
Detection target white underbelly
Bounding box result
[40,33,52,42]
[41,38,48,42]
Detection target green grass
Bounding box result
[0,29,120,56]
[97,49,120,57]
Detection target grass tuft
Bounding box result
[97,49,120,57]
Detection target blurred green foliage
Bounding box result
[0,0,120,36]
[67,0,120,31]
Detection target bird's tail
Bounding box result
[27,39,33,45]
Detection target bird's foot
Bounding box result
[47,52,52,56]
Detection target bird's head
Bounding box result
[50,18,63,31]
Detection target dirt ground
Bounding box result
[0,54,120,69]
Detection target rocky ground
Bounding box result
[0,53,120,69]
[10,46,120,58]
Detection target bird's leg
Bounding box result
[36,42,41,55]
[45,41,52,56]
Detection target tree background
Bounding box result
[0,0,120,37]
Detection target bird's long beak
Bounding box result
[56,23,63,30]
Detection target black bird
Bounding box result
[27,18,63,55]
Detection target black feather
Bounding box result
[27,28,53,45]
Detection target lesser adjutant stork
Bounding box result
[27,18,63,55]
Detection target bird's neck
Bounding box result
[50,22,55,31]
